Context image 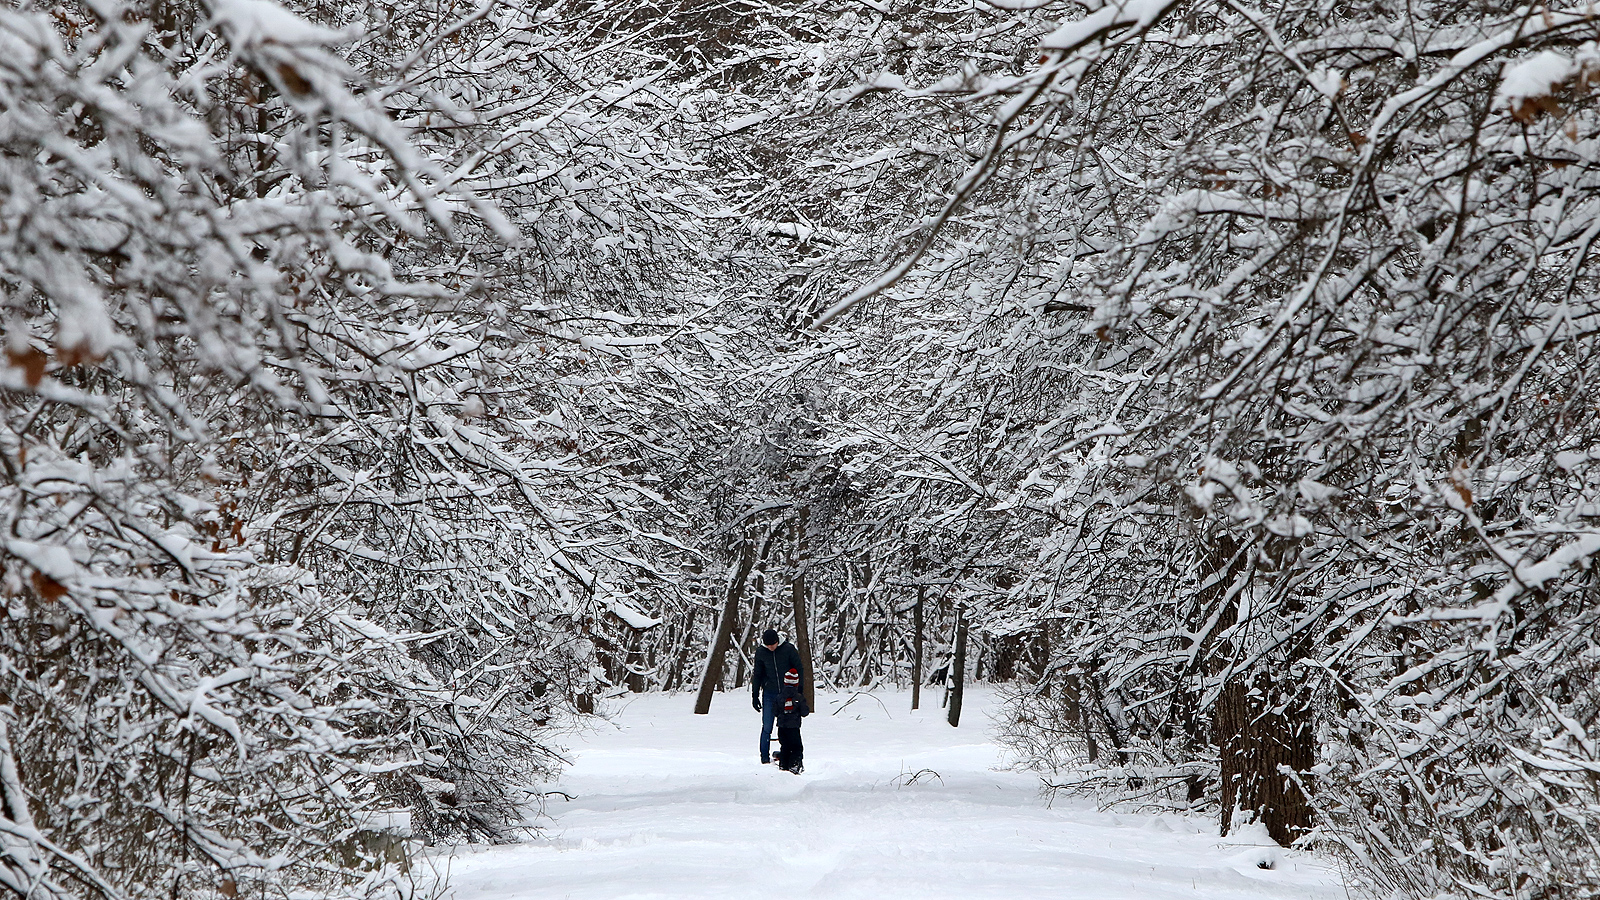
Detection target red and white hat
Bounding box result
[783,667,800,685]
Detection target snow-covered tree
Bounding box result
[0,0,713,889]
[801,0,1600,895]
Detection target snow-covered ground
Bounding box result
[433,688,1345,900]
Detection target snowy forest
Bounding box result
[3,0,1599,896]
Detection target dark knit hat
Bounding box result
[784,667,800,685]
[761,628,780,646]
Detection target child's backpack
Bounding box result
[777,669,809,722]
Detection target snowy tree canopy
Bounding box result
[3,0,1599,897]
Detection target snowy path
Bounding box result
[436,689,1345,900]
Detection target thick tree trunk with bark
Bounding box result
[694,541,758,715]
[790,513,816,711]
[947,606,968,727]
[1198,536,1317,845]
[1216,672,1315,845]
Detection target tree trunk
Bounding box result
[1062,673,1098,762]
[992,633,1021,681]
[693,541,757,715]
[1034,621,1051,684]
[1216,671,1315,846]
[733,538,774,689]
[666,608,696,691]
[1086,665,1133,766]
[790,510,816,712]
[854,552,874,687]
[911,579,924,711]
[946,605,968,727]
[624,628,645,693]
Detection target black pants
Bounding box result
[776,725,803,770]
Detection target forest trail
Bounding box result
[435,689,1345,900]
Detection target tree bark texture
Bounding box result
[947,606,968,727]
[790,575,815,711]
[693,540,758,715]
[911,582,924,711]
[788,509,816,712]
[1216,671,1315,846]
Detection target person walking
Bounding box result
[750,628,803,764]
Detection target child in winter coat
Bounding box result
[771,667,809,774]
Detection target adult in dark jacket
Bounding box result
[750,629,803,764]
